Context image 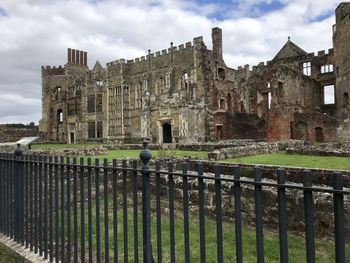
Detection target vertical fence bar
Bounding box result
[39,155,43,256]
[60,156,65,262]
[254,166,264,263]
[29,155,34,251]
[197,162,206,263]
[43,156,48,259]
[4,154,8,237]
[66,157,72,263]
[182,162,190,263]
[34,155,39,253]
[277,168,288,263]
[73,157,78,263]
[132,160,139,263]
[24,155,29,247]
[11,153,15,240]
[140,141,152,263]
[112,159,118,263]
[103,158,109,263]
[214,164,223,263]
[80,157,85,263]
[234,165,243,263]
[14,145,24,243]
[122,159,128,263]
[87,158,93,263]
[333,172,345,263]
[54,156,59,263]
[303,170,315,263]
[49,156,54,262]
[155,159,162,263]
[95,158,101,263]
[168,161,175,263]
[0,153,3,234]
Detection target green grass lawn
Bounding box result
[56,195,347,263]
[224,152,350,171]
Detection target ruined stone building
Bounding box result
[39,3,350,143]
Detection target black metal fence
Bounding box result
[0,142,349,262]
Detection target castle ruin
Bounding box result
[39,3,350,144]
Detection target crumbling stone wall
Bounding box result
[0,124,38,143]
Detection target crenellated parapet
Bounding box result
[41,65,65,76]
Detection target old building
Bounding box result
[39,2,350,143]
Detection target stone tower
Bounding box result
[333,2,350,137]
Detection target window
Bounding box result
[57,86,62,93]
[68,101,76,116]
[344,92,349,105]
[97,122,103,138]
[88,95,95,113]
[303,62,311,76]
[321,64,334,74]
[219,98,226,110]
[180,72,190,89]
[323,85,335,104]
[57,109,63,123]
[96,80,103,86]
[268,92,272,109]
[278,82,283,97]
[96,94,102,112]
[88,122,95,139]
[218,68,225,79]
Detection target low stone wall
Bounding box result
[286,141,350,157]
[208,140,304,160]
[150,159,350,241]
[0,124,39,143]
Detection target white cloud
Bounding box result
[0,0,343,124]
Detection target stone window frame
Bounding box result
[180,71,190,90]
[218,97,227,111]
[302,61,311,76]
[217,67,226,80]
[57,109,64,124]
[323,84,335,105]
[320,64,334,74]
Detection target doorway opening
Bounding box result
[315,127,323,142]
[162,123,172,143]
[70,132,75,144]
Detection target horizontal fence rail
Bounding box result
[0,143,349,263]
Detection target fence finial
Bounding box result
[14,143,23,158]
[140,140,152,170]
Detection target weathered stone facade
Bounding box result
[39,3,350,144]
[0,124,38,143]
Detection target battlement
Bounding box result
[106,37,201,68]
[41,65,65,76]
[67,48,87,66]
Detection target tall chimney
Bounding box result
[212,27,223,59]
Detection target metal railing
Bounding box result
[0,142,349,262]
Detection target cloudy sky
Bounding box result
[0,0,342,124]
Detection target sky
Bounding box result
[0,0,342,124]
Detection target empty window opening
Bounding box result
[218,68,225,79]
[97,122,103,138]
[96,80,103,86]
[162,123,172,143]
[303,62,311,76]
[344,92,349,105]
[219,98,226,110]
[268,92,272,109]
[57,109,63,123]
[180,72,190,89]
[88,122,95,139]
[315,127,323,142]
[321,64,333,74]
[323,85,335,104]
[278,82,283,97]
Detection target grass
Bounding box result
[0,249,20,263]
[55,194,348,263]
[224,152,350,171]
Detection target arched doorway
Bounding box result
[162,123,172,143]
[70,132,75,144]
